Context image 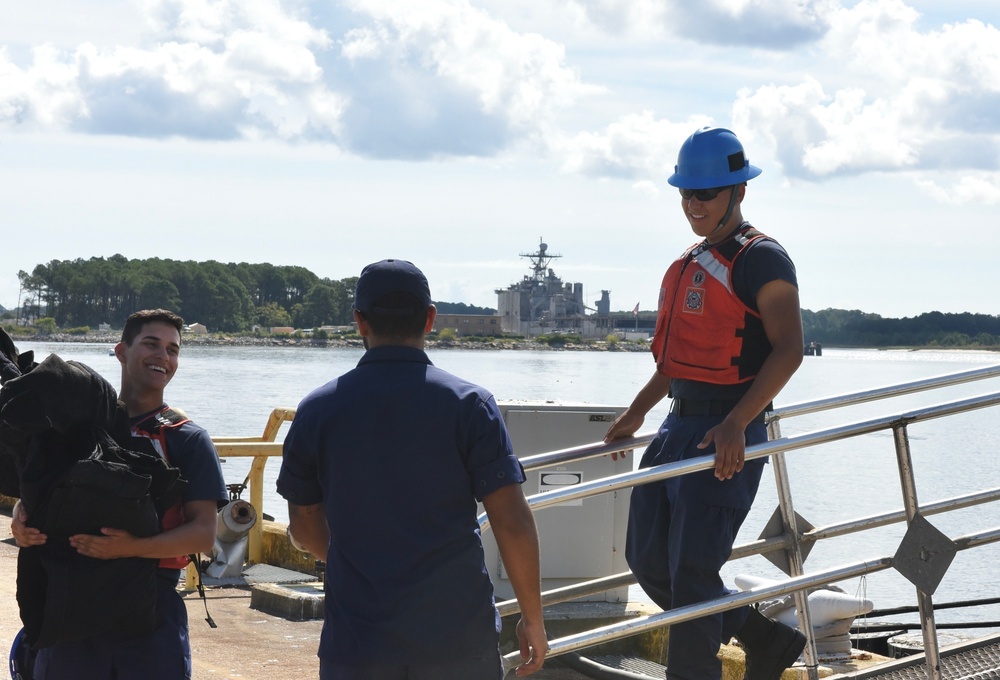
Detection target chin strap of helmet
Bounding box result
[711,185,740,236]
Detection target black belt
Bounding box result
[670,398,770,423]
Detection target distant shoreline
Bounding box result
[14,333,999,355]
[15,332,654,353]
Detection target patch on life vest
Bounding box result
[692,271,706,286]
[147,407,189,432]
[684,288,704,313]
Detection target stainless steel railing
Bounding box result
[491,364,1000,679]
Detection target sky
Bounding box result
[1,0,998,319]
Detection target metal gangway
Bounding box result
[488,364,1000,679]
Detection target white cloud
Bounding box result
[0,45,85,129]
[672,0,834,47]
[1,1,335,140]
[2,0,997,190]
[223,30,324,83]
[341,26,388,62]
[569,0,834,47]
[335,0,599,157]
[140,0,330,50]
[916,174,1000,206]
[631,179,661,197]
[561,0,669,38]
[733,78,919,177]
[730,0,1000,199]
[0,0,597,160]
[559,111,712,183]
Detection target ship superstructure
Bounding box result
[495,239,611,337]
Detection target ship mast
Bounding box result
[520,238,561,286]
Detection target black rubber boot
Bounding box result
[736,606,807,680]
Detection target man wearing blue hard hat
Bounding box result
[606,128,805,680]
[277,259,548,679]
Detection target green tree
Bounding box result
[256,302,292,328]
[295,282,340,328]
[138,278,182,312]
[35,317,57,336]
[16,270,44,324]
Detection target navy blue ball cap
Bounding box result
[353,259,432,314]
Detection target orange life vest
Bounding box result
[651,224,772,385]
[131,406,190,570]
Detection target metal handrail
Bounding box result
[512,365,1000,472]
[489,364,1000,679]
[503,520,1000,671]
[770,364,1000,421]
[518,434,657,471]
[481,390,1000,531]
[495,480,1000,617]
[512,556,898,659]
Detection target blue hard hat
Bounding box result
[667,127,762,189]
[9,628,26,680]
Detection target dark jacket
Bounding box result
[0,330,186,648]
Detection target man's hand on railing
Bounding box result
[603,408,645,460]
[698,416,747,480]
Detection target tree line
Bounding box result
[7,255,493,333]
[11,256,354,332]
[802,308,1000,349]
[4,255,998,347]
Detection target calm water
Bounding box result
[18,341,1000,631]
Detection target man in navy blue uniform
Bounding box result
[11,309,228,679]
[605,128,806,680]
[277,259,548,680]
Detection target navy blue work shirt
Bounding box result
[276,345,526,666]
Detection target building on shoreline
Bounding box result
[433,313,502,337]
[494,240,612,339]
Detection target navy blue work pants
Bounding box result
[626,413,767,680]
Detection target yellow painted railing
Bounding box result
[210,407,296,563]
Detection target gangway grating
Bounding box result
[576,633,1000,679]
[832,632,1000,679]
[194,563,318,588]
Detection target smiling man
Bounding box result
[11,309,228,680]
[604,127,805,680]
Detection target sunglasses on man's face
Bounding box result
[679,186,727,201]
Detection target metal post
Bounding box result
[893,422,942,680]
[767,416,819,680]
